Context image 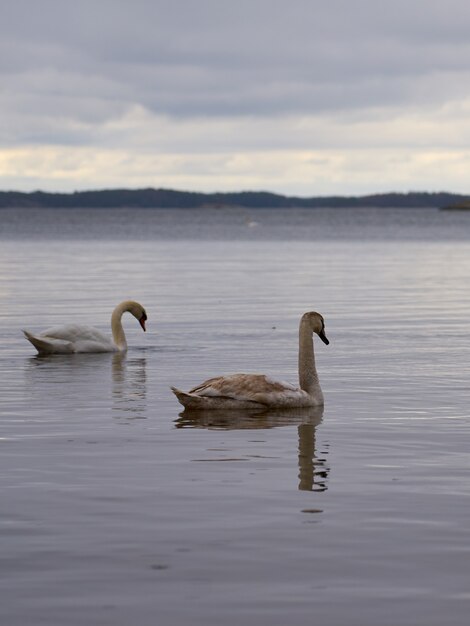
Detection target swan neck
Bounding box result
[111,303,128,351]
[298,319,321,397]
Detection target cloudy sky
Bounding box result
[2,0,470,195]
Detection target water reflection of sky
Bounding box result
[4,213,470,626]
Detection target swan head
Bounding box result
[124,301,148,332]
[301,311,329,345]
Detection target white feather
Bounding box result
[23,300,147,355]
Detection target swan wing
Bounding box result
[189,373,306,405]
[42,325,115,352]
[24,324,116,354]
[190,373,297,396]
[39,324,109,343]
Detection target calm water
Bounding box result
[1,207,470,625]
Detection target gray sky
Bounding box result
[2,0,470,194]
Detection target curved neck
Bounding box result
[111,303,129,351]
[298,318,322,398]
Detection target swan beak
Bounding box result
[318,330,329,345]
[139,316,147,332]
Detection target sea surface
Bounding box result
[1,206,470,625]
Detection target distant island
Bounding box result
[440,200,470,211]
[0,188,469,209]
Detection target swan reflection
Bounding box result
[24,352,148,421]
[175,406,329,491]
[25,351,114,381]
[112,353,147,419]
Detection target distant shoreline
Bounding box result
[0,188,468,209]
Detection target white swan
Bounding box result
[172,311,329,410]
[23,300,147,354]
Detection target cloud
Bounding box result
[1,0,470,192]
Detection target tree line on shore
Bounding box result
[0,188,467,209]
